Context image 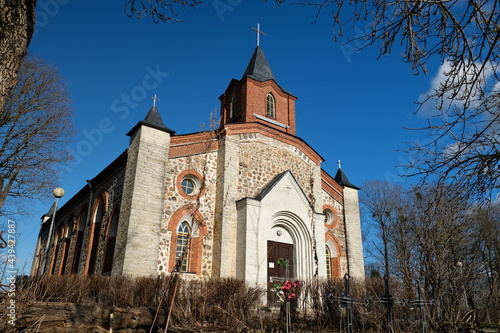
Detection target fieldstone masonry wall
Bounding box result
[322,190,348,275]
[158,151,218,277]
[237,133,316,200]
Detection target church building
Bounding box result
[32,45,365,291]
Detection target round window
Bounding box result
[181,178,196,195]
[177,170,204,199]
[180,174,201,197]
[324,209,335,226]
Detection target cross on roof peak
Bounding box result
[151,94,160,107]
[338,160,342,169]
[251,23,267,47]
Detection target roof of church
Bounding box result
[127,105,175,136]
[334,168,360,190]
[242,46,276,82]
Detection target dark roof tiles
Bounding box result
[334,168,360,190]
[242,46,276,82]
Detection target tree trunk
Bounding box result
[0,0,36,112]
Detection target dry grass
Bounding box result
[1,275,498,332]
[2,275,266,332]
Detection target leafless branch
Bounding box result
[0,56,75,215]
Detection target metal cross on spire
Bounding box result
[338,160,342,169]
[251,23,267,47]
[151,94,160,107]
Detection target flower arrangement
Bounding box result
[274,279,301,302]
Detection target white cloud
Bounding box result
[418,60,498,118]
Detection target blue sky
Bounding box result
[10,0,443,272]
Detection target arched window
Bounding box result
[32,238,42,275]
[229,93,237,119]
[326,246,332,279]
[49,229,60,275]
[102,209,119,275]
[71,209,87,274]
[86,196,105,275]
[166,205,208,275]
[325,234,342,279]
[266,93,276,119]
[174,222,190,272]
[59,224,71,275]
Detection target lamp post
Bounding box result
[41,187,65,275]
[456,261,469,310]
[373,211,393,333]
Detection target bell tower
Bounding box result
[219,46,298,135]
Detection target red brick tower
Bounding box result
[219,46,297,135]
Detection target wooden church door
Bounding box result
[267,240,294,305]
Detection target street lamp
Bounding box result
[41,187,65,275]
[456,261,469,309]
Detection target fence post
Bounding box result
[417,281,426,333]
[383,275,393,333]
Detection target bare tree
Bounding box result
[0,0,36,112]
[292,0,500,198]
[362,180,490,329]
[0,56,74,215]
[469,201,500,323]
[123,0,288,22]
[122,0,500,197]
[361,180,402,276]
[124,0,202,23]
[361,180,415,294]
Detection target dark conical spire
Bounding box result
[242,46,276,82]
[334,168,360,190]
[127,105,175,136]
[144,105,166,128]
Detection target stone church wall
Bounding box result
[322,190,348,276]
[41,162,126,276]
[236,132,349,278]
[237,133,317,200]
[158,151,218,277]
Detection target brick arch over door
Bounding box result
[325,232,343,279]
[166,205,208,275]
[85,193,107,275]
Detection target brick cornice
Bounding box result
[321,170,344,204]
[244,77,298,100]
[170,132,218,158]
[219,122,324,165]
